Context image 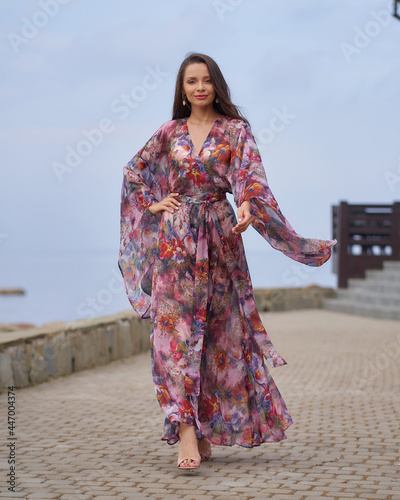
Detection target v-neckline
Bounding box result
[185,115,221,158]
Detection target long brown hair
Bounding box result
[172,52,248,124]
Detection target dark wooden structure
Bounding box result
[332,201,400,288]
[395,0,400,20]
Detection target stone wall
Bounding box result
[0,286,337,393]
[0,310,151,393]
[254,285,337,312]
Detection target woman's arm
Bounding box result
[148,193,181,215]
[232,200,253,234]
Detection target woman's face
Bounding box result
[182,63,216,109]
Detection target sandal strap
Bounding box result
[177,457,200,468]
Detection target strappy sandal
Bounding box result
[177,457,200,470]
[198,438,211,461]
[199,450,211,461]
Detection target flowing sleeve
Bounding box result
[118,124,168,318]
[227,121,336,267]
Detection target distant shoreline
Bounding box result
[0,288,25,295]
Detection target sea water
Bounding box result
[0,248,336,326]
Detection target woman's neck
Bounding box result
[188,106,219,125]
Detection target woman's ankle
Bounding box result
[179,422,196,438]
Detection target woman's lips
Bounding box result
[195,95,208,100]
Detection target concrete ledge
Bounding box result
[0,310,151,393]
[254,285,337,312]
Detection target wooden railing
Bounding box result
[332,201,400,288]
[395,0,400,20]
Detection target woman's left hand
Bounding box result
[232,200,253,234]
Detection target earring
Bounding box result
[182,96,186,106]
[215,97,220,104]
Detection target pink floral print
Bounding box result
[119,115,335,447]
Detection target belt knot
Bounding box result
[179,192,226,205]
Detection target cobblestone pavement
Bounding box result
[1,310,400,500]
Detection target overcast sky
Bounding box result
[1,0,399,257]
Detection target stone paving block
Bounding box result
[295,492,327,497]
[59,495,94,500]
[376,489,400,495]
[108,486,141,492]
[25,493,59,499]
[331,493,357,498]
[215,496,250,500]
[92,497,126,500]
[18,483,54,489]
[124,495,149,499]
[0,494,28,499]
[143,488,177,494]
[258,495,301,500]
[22,493,55,499]
[182,496,216,500]
[356,495,395,500]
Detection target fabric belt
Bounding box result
[178,192,227,204]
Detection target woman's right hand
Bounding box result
[148,193,181,215]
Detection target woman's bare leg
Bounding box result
[178,423,201,468]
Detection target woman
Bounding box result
[119,53,336,470]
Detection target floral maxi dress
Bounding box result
[119,115,336,447]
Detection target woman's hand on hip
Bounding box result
[148,193,181,215]
[232,200,253,234]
